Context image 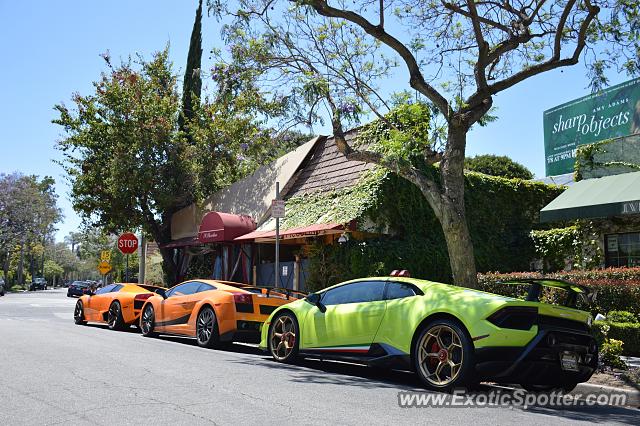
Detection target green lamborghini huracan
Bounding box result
[259,275,598,392]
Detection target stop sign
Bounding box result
[117,232,139,255]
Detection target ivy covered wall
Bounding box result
[304,167,564,291]
[574,134,640,181]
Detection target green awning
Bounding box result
[540,171,640,222]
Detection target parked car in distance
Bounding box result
[67,281,90,297]
[0,277,5,296]
[73,283,166,330]
[140,279,306,348]
[30,277,47,291]
[261,275,598,393]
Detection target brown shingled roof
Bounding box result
[285,132,376,199]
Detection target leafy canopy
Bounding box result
[465,154,534,180]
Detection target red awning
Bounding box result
[198,211,256,243]
[159,236,200,249]
[234,223,345,242]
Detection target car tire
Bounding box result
[196,306,220,348]
[268,312,300,364]
[140,304,157,337]
[107,301,125,331]
[413,318,475,392]
[74,300,87,325]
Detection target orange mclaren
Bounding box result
[73,283,165,330]
[139,279,306,347]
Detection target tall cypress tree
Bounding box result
[179,0,203,135]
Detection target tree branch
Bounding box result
[487,1,599,95]
[304,0,451,119]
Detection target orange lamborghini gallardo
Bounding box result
[74,283,165,330]
[139,279,306,347]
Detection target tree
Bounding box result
[466,155,533,180]
[0,174,61,286]
[179,0,204,136]
[55,43,294,284]
[213,0,639,287]
[43,260,64,284]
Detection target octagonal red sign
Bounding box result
[117,232,139,255]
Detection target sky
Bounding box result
[0,1,631,242]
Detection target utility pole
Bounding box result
[138,233,146,284]
[275,181,280,288]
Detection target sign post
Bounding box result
[272,182,285,288]
[117,232,139,283]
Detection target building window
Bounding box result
[605,232,640,267]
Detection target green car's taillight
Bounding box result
[487,306,538,330]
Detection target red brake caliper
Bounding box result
[429,341,440,368]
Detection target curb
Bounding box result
[573,382,640,408]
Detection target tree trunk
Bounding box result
[438,124,478,288]
[3,250,9,285]
[158,246,178,286]
[17,242,24,286]
[439,198,478,288]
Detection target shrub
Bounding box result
[600,339,627,370]
[478,268,640,316]
[607,310,639,323]
[607,322,640,356]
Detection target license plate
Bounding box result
[560,351,579,371]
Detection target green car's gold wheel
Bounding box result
[413,319,474,390]
[269,313,299,363]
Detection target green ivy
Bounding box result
[531,223,602,272]
[304,167,563,290]
[280,167,388,230]
[575,137,640,181]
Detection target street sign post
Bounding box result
[272,183,284,288]
[118,233,139,283]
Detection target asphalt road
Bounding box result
[0,289,637,425]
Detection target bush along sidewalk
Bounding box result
[593,311,640,357]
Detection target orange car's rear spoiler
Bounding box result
[216,280,307,300]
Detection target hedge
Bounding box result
[593,321,640,357]
[478,269,640,317]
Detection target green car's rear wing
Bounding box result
[496,279,597,307]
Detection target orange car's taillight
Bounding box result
[232,292,254,313]
[134,293,154,310]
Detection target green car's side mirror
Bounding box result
[306,293,326,313]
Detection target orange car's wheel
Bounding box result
[141,304,156,337]
[196,306,220,348]
[107,301,125,331]
[74,300,86,325]
[269,312,299,363]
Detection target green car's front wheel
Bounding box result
[269,312,299,363]
[413,318,475,391]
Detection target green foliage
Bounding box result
[531,223,602,272]
[608,310,639,323]
[574,137,640,181]
[281,167,387,230]
[179,0,203,133]
[356,103,434,165]
[594,321,640,357]
[304,169,561,289]
[43,260,64,281]
[465,155,534,180]
[600,338,627,369]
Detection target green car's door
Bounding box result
[301,280,387,353]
